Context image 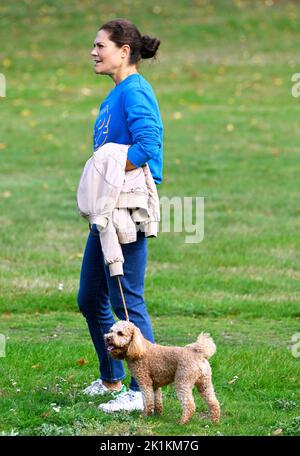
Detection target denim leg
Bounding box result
[105,230,155,391]
[77,227,126,382]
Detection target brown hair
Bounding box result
[99,18,160,65]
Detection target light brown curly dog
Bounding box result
[104,320,220,424]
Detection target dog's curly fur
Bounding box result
[104,320,220,424]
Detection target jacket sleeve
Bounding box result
[124,89,162,168]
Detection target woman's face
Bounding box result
[91,29,128,75]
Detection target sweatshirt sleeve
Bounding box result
[123,88,162,168]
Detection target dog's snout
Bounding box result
[104,333,112,343]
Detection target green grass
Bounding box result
[0,313,299,436]
[0,0,300,436]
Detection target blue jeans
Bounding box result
[77,224,155,391]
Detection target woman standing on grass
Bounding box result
[77,18,163,413]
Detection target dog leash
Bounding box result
[89,224,129,322]
[117,276,129,321]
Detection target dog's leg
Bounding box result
[175,383,196,424]
[196,379,220,423]
[140,385,155,416]
[154,388,163,415]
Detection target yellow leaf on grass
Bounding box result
[20,109,32,117]
[173,112,182,120]
[3,58,11,68]
[81,88,91,96]
[273,78,283,87]
[226,123,234,132]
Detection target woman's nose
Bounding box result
[91,48,98,57]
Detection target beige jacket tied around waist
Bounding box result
[76,142,160,277]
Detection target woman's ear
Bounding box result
[126,326,146,360]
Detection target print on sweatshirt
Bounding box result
[94,105,111,148]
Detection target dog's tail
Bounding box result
[185,333,216,359]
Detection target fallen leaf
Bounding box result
[272,148,280,156]
[77,358,87,366]
[81,87,91,96]
[152,5,162,14]
[20,109,32,117]
[3,58,11,68]
[228,375,239,384]
[272,428,283,436]
[1,191,11,198]
[226,123,234,132]
[173,112,182,120]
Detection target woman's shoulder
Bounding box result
[122,74,157,102]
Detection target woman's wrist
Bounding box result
[125,159,137,171]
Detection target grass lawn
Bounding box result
[0,0,300,436]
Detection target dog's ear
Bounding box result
[126,326,146,360]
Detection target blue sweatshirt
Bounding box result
[93,73,163,184]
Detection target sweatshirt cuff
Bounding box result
[143,221,158,238]
[127,144,155,168]
[93,215,108,228]
[109,261,124,277]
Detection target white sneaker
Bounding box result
[83,379,126,397]
[98,389,144,413]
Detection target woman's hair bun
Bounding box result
[140,35,160,59]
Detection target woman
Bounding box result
[77,18,163,413]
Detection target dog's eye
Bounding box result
[117,331,124,336]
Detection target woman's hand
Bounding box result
[125,159,137,171]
